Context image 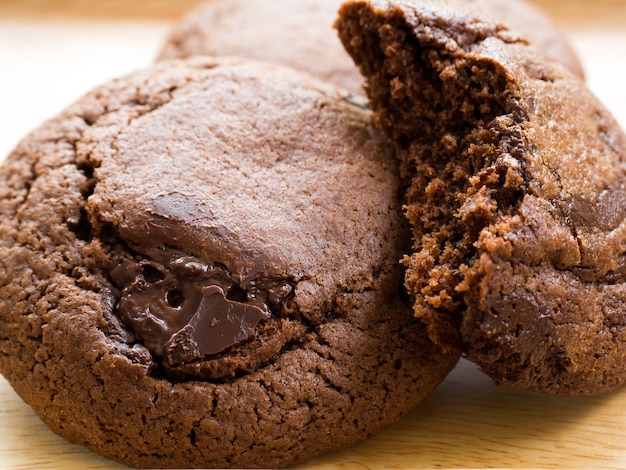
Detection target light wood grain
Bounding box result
[1,2,626,469]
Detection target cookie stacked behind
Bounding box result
[0,56,458,468]
[158,0,365,94]
[157,0,584,97]
[336,0,626,396]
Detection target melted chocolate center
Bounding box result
[108,249,293,366]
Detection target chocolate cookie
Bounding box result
[336,0,626,395]
[158,0,365,94]
[0,56,458,468]
[157,0,583,97]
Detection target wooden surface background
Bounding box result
[1,0,626,468]
[0,0,624,24]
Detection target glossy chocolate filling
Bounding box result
[108,248,295,367]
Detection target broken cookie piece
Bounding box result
[337,0,626,395]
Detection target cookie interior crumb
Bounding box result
[338,2,529,348]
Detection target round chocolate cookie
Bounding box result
[336,0,626,395]
[157,0,583,97]
[0,56,458,468]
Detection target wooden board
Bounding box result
[0,0,624,25]
[1,2,626,469]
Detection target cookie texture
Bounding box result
[467,0,584,79]
[0,56,458,468]
[157,0,582,97]
[336,0,626,395]
[158,0,365,94]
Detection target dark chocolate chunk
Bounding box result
[111,249,292,365]
[165,285,269,364]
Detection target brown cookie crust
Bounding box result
[0,56,458,468]
[336,0,626,395]
[466,0,585,79]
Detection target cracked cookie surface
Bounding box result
[336,0,626,395]
[0,56,458,468]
